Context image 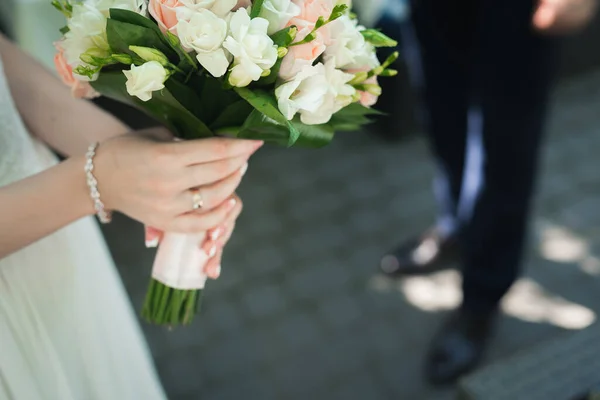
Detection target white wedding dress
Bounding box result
[0,59,166,399]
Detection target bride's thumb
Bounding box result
[145,226,163,248]
[533,1,557,30]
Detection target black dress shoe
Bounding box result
[425,309,497,386]
[379,228,460,276]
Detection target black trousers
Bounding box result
[405,0,557,312]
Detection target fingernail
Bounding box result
[145,237,159,248]
[208,244,217,258]
[228,198,237,210]
[210,227,224,241]
[215,265,221,277]
[240,163,248,176]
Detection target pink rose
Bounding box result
[149,0,181,34]
[359,76,379,107]
[233,0,252,10]
[290,0,334,31]
[279,30,327,80]
[54,42,98,99]
[279,0,334,80]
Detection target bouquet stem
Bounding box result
[142,232,209,326]
[141,279,202,325]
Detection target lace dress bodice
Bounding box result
[0,57,49,187]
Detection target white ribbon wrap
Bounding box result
[151,232,209,290]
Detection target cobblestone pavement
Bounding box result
[102,69,600,400]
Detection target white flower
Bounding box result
[176,9,231,77]
[123,61,168,101]
[275,63,328,121]
[62,0,148,81]
[223,8,278,87]
[323,15,379,70]
[259,0,301,35]
[62,3,108,80]
[275,60,355,124]
[178,0,237,17]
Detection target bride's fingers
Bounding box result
[145,226,163,248]
[171,169,244,215]
[204,197,242,245]
[200,238,218,258]
[184,155,248,188]
[220,222,235,244]
[167,196,237,233]
[203,249,223,279]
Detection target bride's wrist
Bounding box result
[84,142,113,223]
[63,154,96,219]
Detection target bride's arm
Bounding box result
[0,34,129,156]
[0,134,259,259]
[0,155,95,258]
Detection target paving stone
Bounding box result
[102,69,600,400]
[317,292,364,331]
[329,371,389,400]
[241,281,288,319]
[273,312,323,355]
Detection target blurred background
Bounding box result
[2,1,600,399]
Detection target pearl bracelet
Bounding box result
[85,142,112,224]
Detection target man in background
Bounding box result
[377,0,598,385]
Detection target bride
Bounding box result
[0,33,261,399]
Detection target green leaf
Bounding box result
[109,8,163,33]
[106,19,176,62]
[236,110,293,146]
[250,0,265,18]
[328,103,382,132]
[234,87,287,125]
[292,120,335,147]
[59,25,70,35]
[165,31,198,72]
[270,26,297,47]
[236,110,335,148]
[110,11,197,73]
[234,87,300,146]
[91,71,213,139]
[164,78,207,121]
[209,100,253,131]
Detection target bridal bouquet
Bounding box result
[52,0,397,326]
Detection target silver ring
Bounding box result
[191,188,204,210]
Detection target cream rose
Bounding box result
[123,61,168,101]
[223,8,278,87]
[323,15,379,69]
[275,63,329,121]
[176,9,231,77]
[259,0,301,35]
[178,0,237,17]
[277,59,355,124]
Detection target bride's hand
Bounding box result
[94,127,262,232]
[144,192,243,279]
